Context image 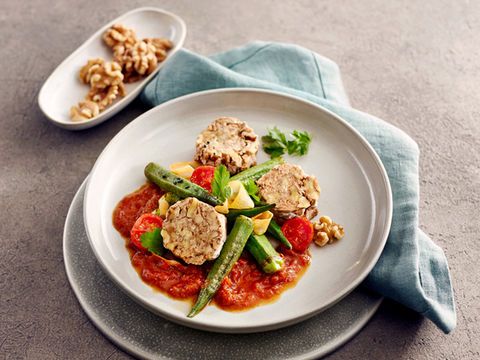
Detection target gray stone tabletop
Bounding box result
[1,0,479,359]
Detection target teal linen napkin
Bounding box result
[141,42,456,333]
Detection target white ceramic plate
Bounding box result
[38,7,186,130]
[84,88,392,333]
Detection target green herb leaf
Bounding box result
[211,165,231,202]
[244,179,261,203]
[140,228,164,255]
[262,127,312,158]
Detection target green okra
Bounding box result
[144,163,222,206]
[188,216,254,317]
[230,157,284,183]
[267,219,292,249]
[246,234,284,273]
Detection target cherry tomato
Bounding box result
[190,166,216,192]
[281,217,314,253]
[130,213,163,250]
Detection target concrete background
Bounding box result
[1,0,479,359]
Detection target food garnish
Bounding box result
[262,127,312,158]
[313,216,345,247]
[130,213,164,251]
[188,215,254,317]
[211,165,232,202]
[243,179,261,203]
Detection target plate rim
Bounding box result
[37,6,187,130]
[64,177,383,360]
[83,87,393,333]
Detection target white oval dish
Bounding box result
[38,7,186,130]
[84,88,392,333]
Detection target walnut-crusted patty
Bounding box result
[161,197,227,265]
[194,117,259,174]
[257,164,321,221]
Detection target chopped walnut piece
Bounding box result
[79,60,124,89]
[121,40,158,81]
[103,24,137,49]
[79,58,105,85]
[144,38,173,61]
[69,100,100,121]
[313,216,345,247]
[87,82,126,111]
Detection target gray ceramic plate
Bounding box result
[63,178,382,359]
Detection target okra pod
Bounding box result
[230,157,284,183]
[267,219,292,249]
[188,216,253,317]
[145,163,222,206]
[225,203,275,222]
[246,234,284,273]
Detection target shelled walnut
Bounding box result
[121,40,158,82]
[80,60,124,89]
[144,38,173,62]
[103,24,137,49]
[69,100,100,121]
[313,216,345,247]
[87,82,126,111]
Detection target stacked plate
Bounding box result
[64,87,391,358]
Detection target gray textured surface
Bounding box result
[0,0,479,359]
[64,180,382,360]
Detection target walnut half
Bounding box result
[313,216,345,247]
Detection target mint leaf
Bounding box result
[211,165,231,202]
[140,228,164,255]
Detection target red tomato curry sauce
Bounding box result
[112,183,311,310]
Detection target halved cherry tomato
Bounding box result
[190,165,216,192]
[130,213,163,250]
[281,217,314,253]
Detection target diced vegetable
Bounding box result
[190,165,216,192]
[130,213,164,251]
[230,157,284,183]
[281,217,314,252]
[225,203,275,222]
[246,234,284,273]
[188,215,253,317]
[144,163,222,206]
[267,219,292,249]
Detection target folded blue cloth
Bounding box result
[141,42,456,333]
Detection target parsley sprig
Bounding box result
[211,165,232,202]
[262,127,312,158]
[244,179,261,203]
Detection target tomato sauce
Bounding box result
[113,183,311,310]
